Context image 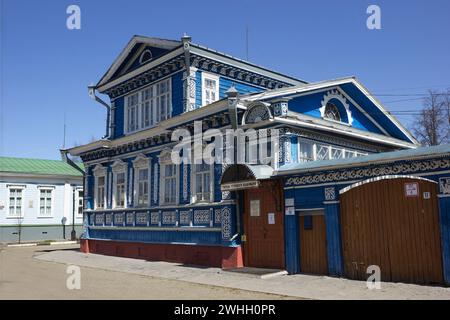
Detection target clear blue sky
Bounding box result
[1,0,449,160]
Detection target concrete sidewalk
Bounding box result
[35,249,450,300]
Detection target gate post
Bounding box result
[324,201,344,277]
[438,195,450,285]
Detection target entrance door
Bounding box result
[243,180,285,269]
[340,177,443,285]
[299,213,328,275]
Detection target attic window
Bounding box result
[324,103,341,122]
[139,49,153,64]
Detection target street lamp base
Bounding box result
[71,230,77,241]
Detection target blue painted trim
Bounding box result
[438,196,450,285]
[324,202,344,276]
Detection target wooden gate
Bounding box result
[299,212,328,275]
[340,177,443,284]
[243,180,285,269]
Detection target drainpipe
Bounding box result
[88,85,112,139]
[181,34,192,112]
[225,86,242,239]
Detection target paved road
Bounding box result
[36,245,450,300]
[0,244,295,300]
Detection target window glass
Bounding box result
[97,176,105,208]
[9,188,23,216]
[39,189,52,216]
[299,140,314,162]
[116,172,126,208]
[137,168,149,206]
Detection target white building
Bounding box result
[0,156,84,243]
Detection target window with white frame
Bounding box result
[8,186,24,217]
[136,168,149,206]
[193,162,212,202]
[115,172,126,208]
[133,155,150,207]
[163,164,177,204]
[93,164,107,210]
[160,152,178,205]
[76,189,84,215]
[316,143,330,160]
[112,160,127,208]
[39,188,53,216]
[297,138,368,163]
[202,73,219,106]
[125,78,171,134]
[96,176,105,209]
[299,140,314,163]
[126,92,139,132]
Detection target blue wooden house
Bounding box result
[68,35,450,285]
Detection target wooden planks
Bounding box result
[340,178,443,285]
[299,214,329,275]
[243,180,285,269]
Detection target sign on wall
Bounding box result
[250,199,260,216]
[268,212,275,225]
[285,198,294,207]
[285,207,295,216]
[405,182,419,197]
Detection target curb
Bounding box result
[7,240,78,247]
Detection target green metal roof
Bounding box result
[0,157,84,177]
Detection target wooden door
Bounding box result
[340,177,443,285]
[299,213,328,275]
[243,180,285,269]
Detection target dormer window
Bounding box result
[324,103,341,122]
[139,49,153,64]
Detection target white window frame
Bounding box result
[112,160,128,209]
[191,149,214,203]
[201,72,219,106]
[37,186,55,217]
[296,138,369,163]
[93,164,107,210]
[132,154,150,208]
[124,77,172,134]
[75,188,84,216]
[7,185,25,218]
[159,151,179,205]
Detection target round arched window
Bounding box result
[139,49,153,64]
[324,103,341,122]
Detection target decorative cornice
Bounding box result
[286,157,450,187]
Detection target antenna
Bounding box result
[62,112,66,149]
[246,26,249,60]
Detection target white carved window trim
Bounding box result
[7,185,25,218]
[132,154,150,208]
[201,72,219,106]
[112,160,128,209]
[319,89,353,125]
[159,150,179,205]
[93,164,107,210]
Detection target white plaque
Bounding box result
[285,207,295,216]
[405,182,419,197]
[250,200,260,216]
[285,198,294,207]
[268,213,275,224]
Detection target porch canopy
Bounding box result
[220,164,274,191]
